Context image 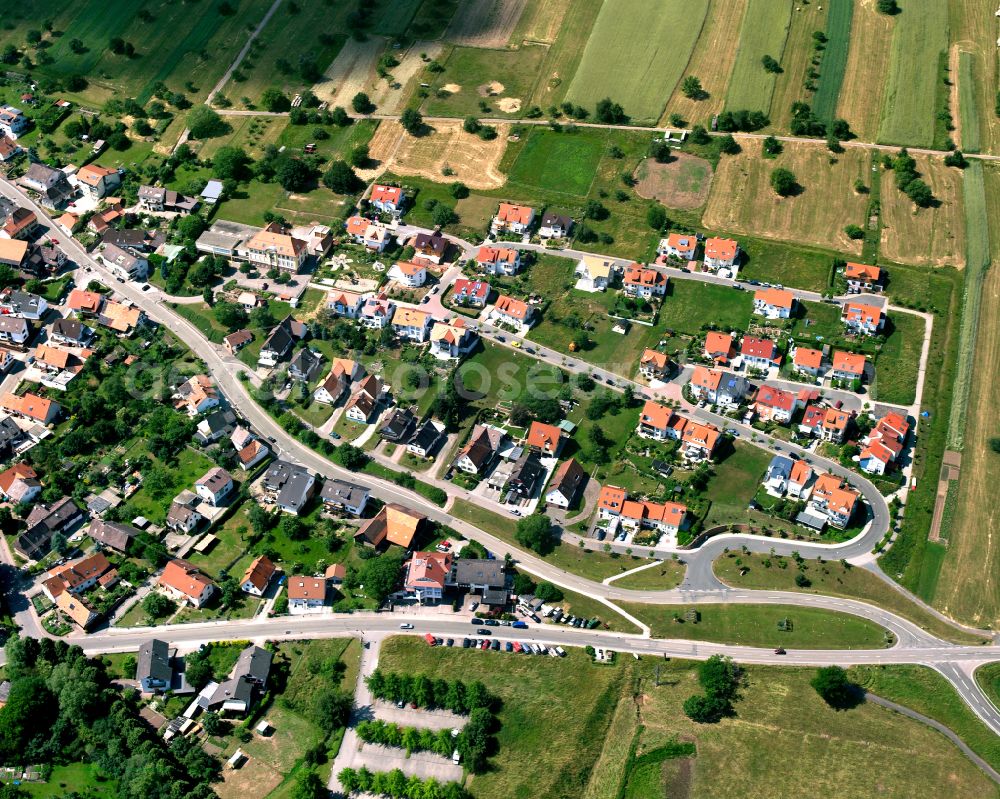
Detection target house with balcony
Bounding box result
[476,245,520,276]
[491,202,534,235]
[842,302,885,336]
[753,288,796,319]
[703,237,739,272]
[622,264,667,299]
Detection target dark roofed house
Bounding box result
[320,478,369,516]
[379,407,416,443]
[258,316,307,367]
[137,639,173,693]
[195,408,237,444]
[17,162,74,209]
[288,347,323,382]
[411,230,447,263]
[262,460,315,515]
[506,449,544,499]
[0,416,23,459]
[544,458,587,509]
[453,558,506,594]
[50,317,93,346]
[87,519,140,554]
[199,644,272,715]
[407,418,444,458]
[224,329,253,354]
[15,496,83,560]
[539,211,573,239]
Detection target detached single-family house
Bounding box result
[0,463,41,504]
[42,552,117,601]
[704,331,736,365]
[259,316,307,367]
[287,576,330,612]
[539,211,573,239]
[359,294,395,329]
[370,184,405,213]
[753,288,796,319]
[17,162,74,209]
[754,385,799,424]
[636,399,681,441]
[407,418,445,458]
[489,294,534,333]
[491,202,534,235]
[262,460,316,515]
[703,237,739,272]
[842,302,885,336]
[76,164,120,200]
[404,551,453,603]
[659,232,697,261]
[689,366,725,404]
[788,460,814,498]
[845,262,884,293]
[158,559,216,608]
[314,358,361,405]
[792,347,826,378]
[430,317,478,359]
[544,458,586,508]
[622,264,667,299]
[344,375,384,423]
[388,260,427,287]
[680,421,721,462]
[0,316,30,346]
[639,349,672,381]
[411,231,447,263]
[137,639,174,693]
[392,307,433,342]
[575,255,613,292]
[455,424,506,475]
[860,412,909,475]
[325,289,366,318]
[451,278,491,308]
[476,245,521,276]
[810,474,859,529]
[1,208,39,240]
[526,421,563,457]
[0,290,46,320]
[101,243,149,281]
[87,519,140,555]
[288,348,324,382]
[0,134,23,161]
[67,289,104,317]
[195,467,235,507]
[224,330,253,354]
[764,455,794,496]
[240,554,276,596]
[740,336,781,370]
[831,350,867,383]
[0,106,29,139]
[174,375,219,417]
[320,478,369,516]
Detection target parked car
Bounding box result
[477,628,492,635]
[399,623,414,630]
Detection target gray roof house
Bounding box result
[137,639,173,693]
[87,519,140,554]
[262,460,315,515]
[288,347,323,382]
[198,644,272,714]
[50,317,93,346]
[320,478,369,516]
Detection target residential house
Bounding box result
[842,302,885,336]
[24,241,67,277]
[764,455,794,496]
[831,350,867,383]
[102,227,165,254]
[489,294,534,333]
[430,317,478,359]
[622,264,668,299]
[42,552,117,601]
[174,375,219,417]
[314,358,361,405]
[14,497,83,560]
[704,331,736,365]
[198,645,272,715]
[354,503,426,549]
[1,391,58,424]
[0,290,46,320]
[717,374,751,407]
[224,330,253,354]
[451,278,491,308]
[788,460,814,498]
[370,183,405,213]
[240,554,276,596]
[359,294,396,329]
[637,399,681,441]
[261,460,316,515]
[87,519,140,554]
[0,134,23,161]
[455,424,506,475]
[452,558,506,605]
[166,500,203,533]
[200,180,224,205]
[404,551,453,602]
[0,239,27,269]
[195,409,237,444]
[238,222,307,273]
[680,421,721,462]
[659,232,697,261]
[289,223,333,258]
[740,336,781,371]
[325,289,366,319]
[860,412,909,475]
[56,590,98,629]
[388,260,427,287]
[819,406,851,443]
[688,366,724,404]
[703,237,740,272]
[476,245,521,276]
[620,500,688,538]
[539,211,573,239]
[505,449,545,499]
[410,230,447,263]
[17,162,75,209]
[195,467,235,506]
[137,639,174,693]
[236,439,269,471]
[526,421,563,456]
[407,418,445,458]
[287,576,330,613]
[845,262,884,293]
[67,289,104,317]
[258,316,307,367]
[1,208,39,240]
[100,243,149,281]
[753,288,796,319]
[0,463,41,504]
[344,375,384,423]
[98,301,143,335]
[76,164,120,200]
[137,185,198,214]
[754,385,799,424]
[544,458,586,508]
[639,349,672,381]
[792,347,826,378]
[288,348,323,382]
[380,407,417,443]
[158,560,216,607]
[0,416,24,461]
[491,202,535,235]
[597,485,628,520]
[0,106,29,139]
[391,307,433,342]
[810,474,859,529]
[575,254,613,291]
[320,478,369,516]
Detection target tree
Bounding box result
[876,0,899,14]
[201,711,226,736]
[261,88,291,112]
[312,687,353,731]
[360,551,405,602]
[211,301,246,331]
[335,443,368,470]
[681,76,705,100]
[682,693,728,723]
[904,178,933,207]
[142,592,174,620]
[811,666,859,708]
[595,97,626,124]
[349,144,369,168]
[844,224,864,240]
[515,513,554,555]
[690,125,711,145]
[770,167,797,197]
[944,149,968,168]
[352,92,374,114]
[276,158,314,191]
[401,108,423,135]
[794,571,812,587]
[291,769,327,799]
[330,106,350,126]
[463,116,482,134]
[717,134,740,155]
[534,582,563,602]
[322,160,363,194]
[432,203,458,226]
[212,146,251,181]
[187,106,229,139]
[646,204,667,231]
[761,55,782,73]
[0,677,56,758]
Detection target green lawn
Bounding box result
[378,636,627,799]
[122,446,219,525]
[508,128,604,196]
[873,310,924,405]
[22,762,116,798]
[621,602,891,648]
[187,503,255,580]
[715,552,988,645]
[701,442,777,529]
[660,280,753,336]
[564,0,710,124]
[607,560,686,590]
[725,0,793,113]
[736,237,834,293]
[423,45,547,118]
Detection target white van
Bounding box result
[452,749,461,764]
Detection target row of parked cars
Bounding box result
[464,637,566,656]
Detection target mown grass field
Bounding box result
[950,0,1000,155]
[714,552,988,644]
[768,0,827,131]
[958,50,982,153]
[700,442,772,529]
[811,0,853,121]
[879,154,965,267]
[738,235,835,292]
[379,636,627,799]
[932,162,1000,628]
[424,44,547,118]
[877,0,949,146]
[724,0,793,113]
[608,560,686,591]
[564,0,709,125]
[620,602,890,648]
[835,0,894,141]
[507,128,603,196]
[703,139,869,255]
[661,280,753,336]
[872,310,925,406]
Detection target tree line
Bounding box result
[337,767,470,799]
[365,669,496,715]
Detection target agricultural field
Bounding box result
[702,140,870,254]
[767,0,828,131]
[724,0,793,113]
[0,0,267,106]
[876,0,949,147]
[564,0,710,125]
[423,44,546,117]
[879,154,965,267]
[633,153,714,211]
[510,0,575,44]
[950,0,1000,155]
[525,0,604,111]
[810,0,853,121]
[957,51,982,154]
[931,162,1000,628]
[194,115,286,160]
[445,0,527,48]
[507,127,604,196]
[834,0,894,141]
[663,0,749,124]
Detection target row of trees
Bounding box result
[365,669,495,714]
[338,768,470,799]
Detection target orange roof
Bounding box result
[393,260,426,276]
[681,421,720,452]
[704,332,735,361]
[0,463,37,495]
[842,302,883,326]
[0,239,28,265]
[392,306,431,328]
[822,407,850,431]
[76,163,117,187]
[67,289,103,313]
[704,237,738,261]
[845,262,882,281]
[754,287,795,309]
[793,347,824,370]
[34,344,73,370]
[371,184,403,204]
[159,559,214,601]
[623,264,666,287]
[384,504,424,548]
[666,232,697,254]
[527,421,562,451]
[789,460,812,485]
[496,202,534,225]
[56,212,79,229]
[690,365,724,392]
[1,392,56,422]
[406,551,453,590]
[639,399,674,430]
[494,294,530,320]
[246,225,305,258]
[287,575,327,601]
[345,215,369,236]
[597,485,627,514]
[476,245,518,264]
[832,350,866,375]
[640,348,668,369]
[241,554,276,592]
[813,474,859,515]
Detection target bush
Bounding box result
[770,167,797,197]
[844,224,864,240]
[187,106,229,139]
[811,666,861,708]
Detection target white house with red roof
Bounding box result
[658,232,698,261]
[359,294,396,329]
[754,385,800,424]
[622,264,668,299]
[792,346,826,378]
[842,302,885,335]
[404,551,453,603]
[430,317,478,359]
[325,289,366,318]
[476,245,521,276]
[451,278,491,308]
[844,262,884,293]
[388,260,427,287]
[491,203,535,235]
[753,288,796,319]
[859,412,909,475]
[370,184,406,213]
[488,294,535,333]
[739,336,781,371]
[831,350,867,383]
[703,237,739,272]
